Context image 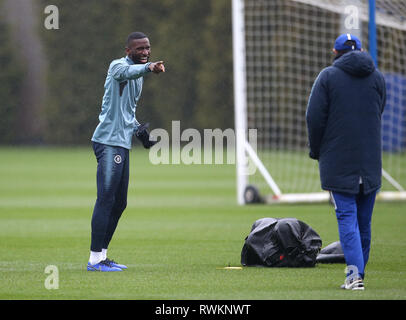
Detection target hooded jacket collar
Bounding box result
[333,51,375,77]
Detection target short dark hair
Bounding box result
[126,32,148,47]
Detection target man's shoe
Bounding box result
[105,258,127,270]
[340,277,365,290]
[87,259,122,272]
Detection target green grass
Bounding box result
[250,149,406,194]
[0,146,405,300]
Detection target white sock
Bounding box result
[101,248,108,261]
[89,251,103,265]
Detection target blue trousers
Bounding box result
[331,186,377,279]
[91,142,129,252]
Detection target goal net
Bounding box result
[233,0,406,204]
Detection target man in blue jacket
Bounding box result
[87,32,165,272]
[306,34,386,290]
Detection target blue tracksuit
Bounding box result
[90,56,152,252]
[92,56,152,149]
[306,50,386,279]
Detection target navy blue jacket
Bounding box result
[306,51,386,195]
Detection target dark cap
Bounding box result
[334,33,362,51]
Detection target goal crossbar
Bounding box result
[233,0,406,205]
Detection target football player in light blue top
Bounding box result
[88,32,165,272]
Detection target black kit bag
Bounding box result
[241,218,322,267]
[316,241,346,264]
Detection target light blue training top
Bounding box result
[91,56,152,149]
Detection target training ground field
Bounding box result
[0,147,405,300]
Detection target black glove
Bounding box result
[135,123,157,149]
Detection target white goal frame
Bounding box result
[232,0,406,204]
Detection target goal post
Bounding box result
[233,0,406,204]
[232,0,248,205]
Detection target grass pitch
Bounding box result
[0,146,405,300]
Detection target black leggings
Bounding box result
[90,142,129,252]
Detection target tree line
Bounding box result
[0,0,233,145]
